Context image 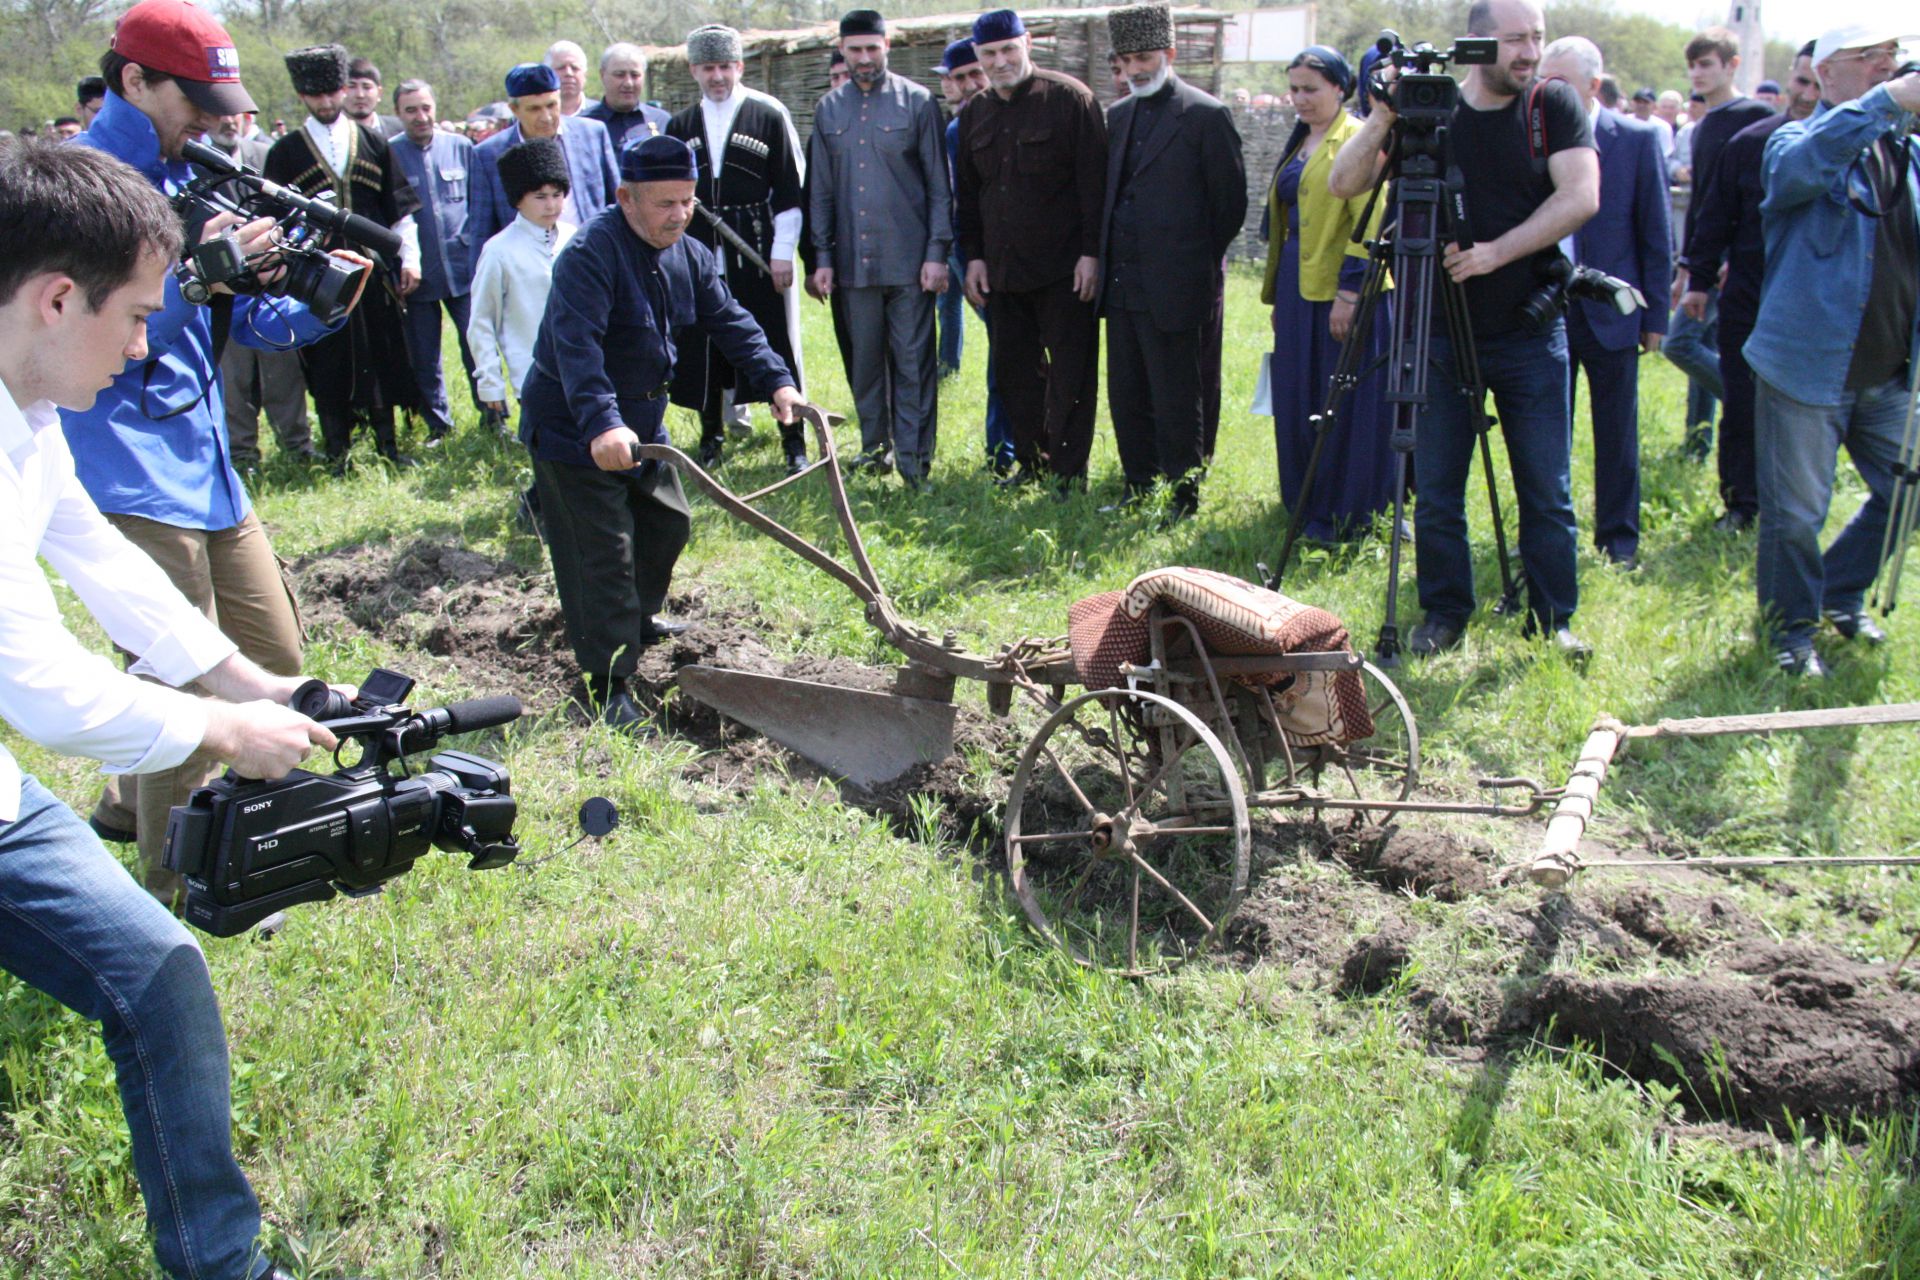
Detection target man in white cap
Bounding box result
[1744,25,1920,677]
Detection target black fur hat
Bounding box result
[498,137,570,207]
[284,44,349,96]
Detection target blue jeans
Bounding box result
[1413,323,1580,629]
[1755,374,1913,648]
[0,776,267,1280]
[937,252,964,373]
[1665,289,1721,427]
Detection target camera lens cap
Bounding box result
[578,797,620,838]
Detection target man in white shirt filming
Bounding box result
[0,139,356,1280]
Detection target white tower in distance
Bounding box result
[1727,0,1767,94]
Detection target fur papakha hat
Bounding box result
[498,137,570,207]
[283,44,349,96]
[1107,3,1175,57]
[686,24,743,65]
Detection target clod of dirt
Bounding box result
[1344,827,1492,902]
[1601,884,1752,959]
[1337,924,1415,997]
[1410,988,1474,1045]
[1529,941,1920,1129]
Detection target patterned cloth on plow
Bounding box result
[1066,567,1373,745]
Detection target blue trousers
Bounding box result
[937,255,964,374]
[1665,290,1721,428]
[1567,308,1642,562]
[1413,323,1580,629]
[1755,374,1914,647]
[955,251,1013,466]
[402,293,478,435]
[0,776,266,1280]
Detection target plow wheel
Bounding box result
[1005,689,1250,977]
[1280,661,1420,826]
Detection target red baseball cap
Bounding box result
[111,0,256,116]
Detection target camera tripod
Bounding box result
[1870,374,1920,614]
[1261,100,1522,667]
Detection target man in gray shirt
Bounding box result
[807,8,952,486]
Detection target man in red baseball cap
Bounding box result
[102,0,255,158]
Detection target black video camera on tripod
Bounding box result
[162,669,523,937]
[1262,31,1534,664]
[169,139,402,327]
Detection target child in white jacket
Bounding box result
[468,137,577,431]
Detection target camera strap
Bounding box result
[1524,79,1556,176]
[209,295,233,365]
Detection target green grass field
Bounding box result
[5,268,1920,1277]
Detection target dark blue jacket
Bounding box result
[467,116,621,288]
[390,129,474,300]
[1573,109,1672,352]
[518,208,793,468]
[583,99,672,153]
[63,91,336,531]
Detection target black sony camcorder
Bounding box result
[170,139,403,327]
[1370,31,1499,124]
[162,669,523,938]
[1518,255,1648,334]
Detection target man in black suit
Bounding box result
[1096,2,1245,523]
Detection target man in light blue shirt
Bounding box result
[391,78,479,439]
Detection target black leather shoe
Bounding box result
[995,463,1038,489]
[1776,644,1829,678]
[643,615,690,640]
[601,689,652,734]
[1549,627,1594,667]
[1714,508,1756,533]
[850,445,894,475]
[785,450,808,476]
[1406,617,1465,656]
[696,440,724,469]
[1824,609,1887,644]
[1682,423,1713,462]
[88,815,136,845]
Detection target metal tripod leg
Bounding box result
[1871,373,1920,614]
[1436,272,1522,618]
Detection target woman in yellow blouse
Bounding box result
[1261,45,1396,541]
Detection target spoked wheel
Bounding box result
[1285,661,1419,826]
[1005,689,1251,977]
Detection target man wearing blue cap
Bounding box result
[937,37,1013,473]
[957,7,1109,495]
[808,9,951,486]
[466,60,621,282]
[520,135,801,728]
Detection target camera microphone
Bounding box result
[418,696,524,738]
[181,139,403,259]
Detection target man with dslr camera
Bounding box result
[64,0,357,906]
[1744,26,1920,678]
[1331,0,1600,659]
[0,139,357,1280]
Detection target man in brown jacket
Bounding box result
[956,7,1107,495]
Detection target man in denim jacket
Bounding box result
[1745,24,1920,677]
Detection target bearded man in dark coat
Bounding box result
[265,43,425,465]
[665,23,807,473]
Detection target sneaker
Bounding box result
[1824,609,1888,644]
[1406,617,1465,656]
[1549,626,1594,668]
[1775,644,1829,678]
[785,450,808,476]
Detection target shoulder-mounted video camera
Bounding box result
[1370,30,1499,125]
[170,139,402,328]
[162,669,523,937]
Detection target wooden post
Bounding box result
[1527,715,1626,889]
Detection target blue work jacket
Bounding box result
[518,208,793,468]
[390,129,474,300]
[1746,84,1920,407]
[64,92,337,531]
